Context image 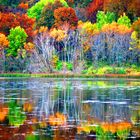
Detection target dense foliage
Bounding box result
[0,12,35,41]
[0,0,140,74]
[27,0,68,20]
[54,7,78,29]
[96,11,116,29]
[37,0,64,28]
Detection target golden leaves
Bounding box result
[102,22,132,35]
[50,28,67,41]
[78,21,99,36]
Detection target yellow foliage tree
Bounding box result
[50,28,67,41]
[78,21,99,36]
[102,22,132,35]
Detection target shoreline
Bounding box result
[1,73,140,78]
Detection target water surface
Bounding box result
[0,78,140,140]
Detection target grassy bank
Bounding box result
[1,73,140,78]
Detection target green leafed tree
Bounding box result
[117,13,131,27]
[7,26,28,57]
[27,0,68,20]
[96,11,116,29]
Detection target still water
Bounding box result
[0,78,140,140]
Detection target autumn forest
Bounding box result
[0,0,140,75]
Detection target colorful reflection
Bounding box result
[0,78,139,139]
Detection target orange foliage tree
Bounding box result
[54,7,78,29]
[0,33,9,51]
[101,22,132,35]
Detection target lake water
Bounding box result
[0,78,140,140]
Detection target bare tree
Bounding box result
[32,27,55,73]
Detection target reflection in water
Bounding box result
[0,78,140,140]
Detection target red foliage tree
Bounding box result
[54,7,78,29]
[0,13,19,34]
[0,12,35,41]
[15,13,35,41]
